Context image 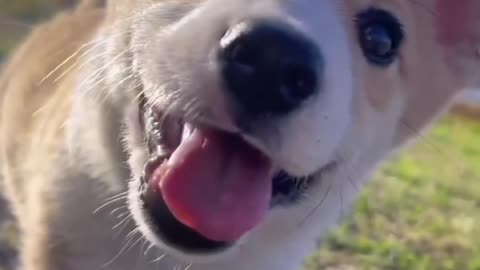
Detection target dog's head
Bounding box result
[92,0,480,264]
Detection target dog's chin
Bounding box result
[128,182,238,264]
[126,98,337,260]
[128,179,236,263]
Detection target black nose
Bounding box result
[219,20,322,116]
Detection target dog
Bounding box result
[1,0,479,269]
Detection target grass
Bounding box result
[307,113,480,270]
[0,21,30,62]
[0,39,20,61]
[0,0,69,61]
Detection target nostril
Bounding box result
[282,63,318,103]
[229,42,257,68]
[219,19,323,117]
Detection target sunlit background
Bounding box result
[1,2,480,269]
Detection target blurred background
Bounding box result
[1,1,480,270]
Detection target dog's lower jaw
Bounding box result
[128,180,310,270]
[122,156,370,270]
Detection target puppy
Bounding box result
[1,0,479,269]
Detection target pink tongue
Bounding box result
[151,129,273,242]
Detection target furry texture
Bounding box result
[0,0,479,270]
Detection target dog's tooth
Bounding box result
[146,108,153,117]
[181,124,193,142]
[151,108,161,120]
[149,117,156,126]
[143,156,163,181]
[156,145,167,156]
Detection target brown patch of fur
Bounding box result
[0,4,104,269]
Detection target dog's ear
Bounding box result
[435,0,480,88]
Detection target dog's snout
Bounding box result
[219,20,322,116]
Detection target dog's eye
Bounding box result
[356,8,404,66]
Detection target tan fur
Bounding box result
[0,3,104,269]
[1,0,479,270]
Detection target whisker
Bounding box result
[337,151,360,193]
[298,177,334,227]
[104,191,129,201]
[113,214,133,230]
[76,47,133,89]
[116,211,131,219]
[103,228,142,267]
[40,37,109,84]
[150,253,167,263]
[110,205,129,216]
[48,29,132,85]
[144,243,156,257]
[339,182,345,220]
[113,217,134,238]
[93,196,128,214]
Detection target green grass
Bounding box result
[0,1,71,61]
[0,1,61,21]
[0,39,20,61]
[308,114,480,270]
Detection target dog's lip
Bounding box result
[139,106,283,187]
[138,97,275,179]
[140,113,278,194]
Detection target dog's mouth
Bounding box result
[137,98,334,253]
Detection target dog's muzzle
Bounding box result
[218,19,323,121]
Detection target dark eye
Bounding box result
[356,8,404,66]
